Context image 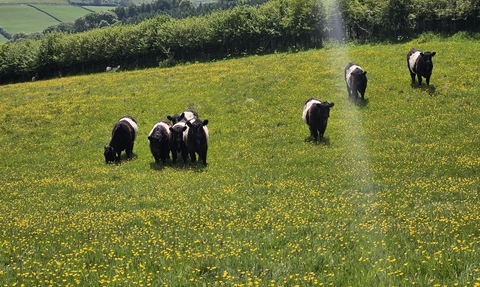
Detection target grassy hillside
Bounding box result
[0,4,113,43]
[0,35,479,286]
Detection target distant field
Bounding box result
[0,4,113,43]
[0,5,59,35]
[0,0,67,2]
[35,4,112,21]
[85,5,115,12]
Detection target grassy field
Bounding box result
[0,5,59,37]
[0,34,479,286]
[0,4,113,43]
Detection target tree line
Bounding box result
[339,0,480,40]
[1,0,479,84]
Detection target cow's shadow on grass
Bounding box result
[150,158,208,172]
[150,161,167,170]
[425,85,436,96]
[106,153,138,165]
[411,83,437,95]
[304,136,330,146]
[351,98,369,107]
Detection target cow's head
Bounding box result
[169,124,187,146]
[104,145,116,163]
[187,119,208,145]
[167,114,182,125]
[420,51,436,70]
[316,102,335,119]
[352,69,367,84]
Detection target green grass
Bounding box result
[0,5,59,35]
[0,4,114,43]
[0,36,479,286]
[35,5,110,22]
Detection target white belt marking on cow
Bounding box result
[302,99,321,124]
[148,121,171,138]
[119,117,138,140]
[408,51,421,74]
[345,64,362,88]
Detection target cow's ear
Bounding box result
[363,71,367,75]
[104,145,108,150]
[182,126,188,131]
[186,121,192,127]
[167,116,172,121]
[180,112,185,119]
[431,52,436,57]
[329,102,335,108]
[420,52,424,57]
[169,127,174,132]
[147,136,153,141]
[203,120,209,126]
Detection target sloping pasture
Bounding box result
[0,4,113,43]
[0,5,59,36]
[0,36,479,286]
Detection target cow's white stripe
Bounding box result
[119,117,138,140]
[345,64,362,88]
[408,51,421,74]
[302,99,321,124]
[203,125,209,141]
[183,111,197,122]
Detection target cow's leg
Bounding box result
[318,126,326,139]
[189,151,196,163]
[410,71,416,84]
[126,146,132,158]
[352,89,358,100]
[182,150,188,164]
[310,127,318,141]
[171,150,177,163]
[417,74,422,86]
[426,75,430,86]
[346,85,351,98]
[199,150,207,166]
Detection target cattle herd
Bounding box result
[104,48,436,165]
[104,109,209,166]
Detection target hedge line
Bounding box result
[0,0,324,84]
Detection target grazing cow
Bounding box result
[104,116,138,163]
[302,98,334,141]
[148,120,172,165]
[184,118,209,166]
[344,62,368,100]
[169,121,188,164]
[167,108,198,124]
[407,48,436,86]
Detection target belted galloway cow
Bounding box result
[104,116,138,163]
[344,62,367,100]
[148,120,171,165]
[184,118,209,166]
[302,98,334,141]
[169,121,189,164]
[407,48,436,86]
